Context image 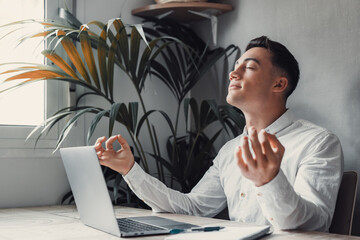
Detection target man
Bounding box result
[95,36,343,232]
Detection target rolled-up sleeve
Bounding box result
[254,133,343,231]
[124,153,227,217]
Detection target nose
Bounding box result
[229,68,240,81]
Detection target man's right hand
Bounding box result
[94,135,135,176]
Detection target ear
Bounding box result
[272,77,288,93]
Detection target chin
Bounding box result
[226,95,243,110]
[226,95,232,104]
[226,95,236,107]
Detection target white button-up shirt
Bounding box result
[124,110,344,231]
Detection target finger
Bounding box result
[117,135,130,151]
[100,151,113,161]
[96,151,103,159]
[236,146,248,172]
[95,143,105,153]
[99,159,109,167]
[258,130,277,162]
[105,135,118,150]
[240,136,256,168]
[248,127,263,160]
[94,136,106,151]
[267,133,285,157]
[249,127,268,168]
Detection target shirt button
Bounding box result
[257,192,262,197]
[269,217,274,221]
[240,192,246,198]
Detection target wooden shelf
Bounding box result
[132,2,233,22]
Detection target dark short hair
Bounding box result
[246,36,300,99]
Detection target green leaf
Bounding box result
[134,24,150,49]
[205,99,227,134]
[129,102,139,133]
[42,50,78,79]
[185,129,222,179]
[184,98,199,131]
[150,60,177,97]
[135,110,156,138]
[109,103,123,137]
[130,26,141,82]
[135,110,175,140]
[112,19,129,69]
[76,92,102,106]
[107,37,118,101]
[137,39,160,86]
[98,26,108,96]
[79,28,100,89]
[199,100,211,131]
[87,110,109,145]
[55,108,100,152]
[220,105,245,135]
[26,111,71,142]
[55,30,91,84]
[58,8,83,28]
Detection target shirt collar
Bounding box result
[242,109,296,136]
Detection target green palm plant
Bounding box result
[0,9,245,205]
[151,98,245,192]
[138,17,243,190]
[0,14,173,173]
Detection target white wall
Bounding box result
[193,0,360,235]
[0,155,68,207]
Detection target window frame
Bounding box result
[0,0,76,158]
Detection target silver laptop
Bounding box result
[60,146,198,238]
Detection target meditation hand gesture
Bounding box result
[236,127,285,187]
[95,135,135,175]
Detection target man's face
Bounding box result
[226,47,278,111]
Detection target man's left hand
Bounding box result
[236,127,285,187]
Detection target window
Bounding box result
[0,0,73,157]
[0,0,45,126]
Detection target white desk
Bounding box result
[0,205,359,239]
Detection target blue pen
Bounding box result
[170,226,224,234]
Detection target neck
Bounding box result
[243,104,287,133]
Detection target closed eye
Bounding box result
[245,66,255,70]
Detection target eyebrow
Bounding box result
[243,57,261,65]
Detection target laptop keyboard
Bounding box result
[117,218,166,233]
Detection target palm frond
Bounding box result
[79,26,100,89]
[42,50,78,79]
[55,107,102,151]
[97,25,108,97]
[87,110,109,145]
[55,30,91,84]
[109,103,123,137]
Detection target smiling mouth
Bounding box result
[229,85,241,89]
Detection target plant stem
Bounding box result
[134,135,149,173]
[136,86,162,178]
[171,102,181,163]
[152,125,165,182]
[184,131,201,175]
[170,101,181,188]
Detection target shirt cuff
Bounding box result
[254,170,298,227]
[123,162,146,190]
[254,169,292,200]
